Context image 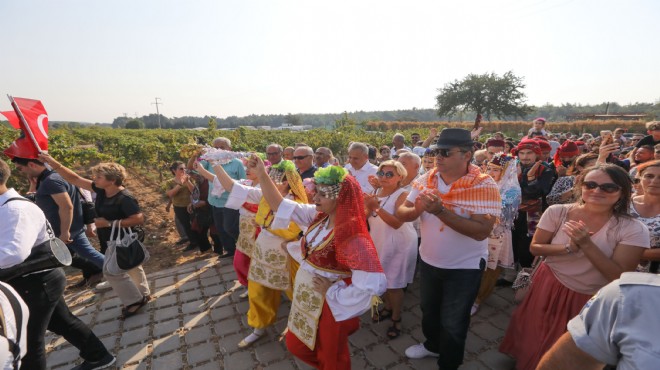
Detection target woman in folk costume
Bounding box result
[471,153,521,315]
[194,160,262,297]
[198,159,307,347]
[249,155,386,370]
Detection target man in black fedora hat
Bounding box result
[397,128,501,369]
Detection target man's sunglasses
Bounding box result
[434,149,466,158]
[376,171,395,178]
[292,155,311,160]
[581,181,621,193]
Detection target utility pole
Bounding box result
[152,97,163,129]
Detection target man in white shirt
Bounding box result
[344,142,378,194]
[396,129,500,370]
[0,159,115,370]
[390,133,411,157]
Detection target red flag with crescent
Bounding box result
[1,97,49,159]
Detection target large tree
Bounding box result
[436,71,534,121]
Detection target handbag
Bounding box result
[107,220,149,271]
[511,205,569,304]
[76,187,97,225]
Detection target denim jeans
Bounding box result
[68,230,105,270]
[211,206,240,255]
[420,259,484,370]
[9,269,110,370]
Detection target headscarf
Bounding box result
[313,166,383,273]
[255,160,307,238]
[553,140,579,168]
[488,154,521,232]
[512,139,541,157]
[486,139,505,148]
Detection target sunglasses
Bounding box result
[292,155,311,160]
[376,171,396,178]
[581,181,621,193]
[435,149,466,158]
[633,178,641,184]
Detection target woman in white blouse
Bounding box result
[249,155,386,370]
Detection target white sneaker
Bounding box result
[238,328,265,348]
[94,281,112,292]
[470,303,480,316]
[405,343,439,359]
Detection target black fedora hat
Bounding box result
[431,128,474,149]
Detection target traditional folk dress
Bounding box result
[276,174,386,369]
[224,162,307,330]
[476,155,521,305]
[220,179,260,286]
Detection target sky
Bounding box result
[1,0,659,123]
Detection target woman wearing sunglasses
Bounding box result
[631,160,660,273]
[500,164,650,370]
[364,160,417,339]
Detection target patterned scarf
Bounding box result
[415,164,502,217]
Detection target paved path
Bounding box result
[47,257,517,369]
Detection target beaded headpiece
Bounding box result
[314,166,348,199]
[268,160,295,184]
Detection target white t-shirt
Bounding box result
[0,189,49,269]
[406,174,489,269]
[0,282,29,369]
[344,162,378,194]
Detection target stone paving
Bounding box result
[47,257,517,369]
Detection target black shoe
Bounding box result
[183,244,197,252]
[496,278,513,287]
[70,353,116,370]
[218,252,235,259]
[175,238,189,245]
[70,278,88,289]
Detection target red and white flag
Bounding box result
[1,97,49,159]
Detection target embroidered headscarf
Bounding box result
[553,140,579,168]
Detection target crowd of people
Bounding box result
[0,118,658,369]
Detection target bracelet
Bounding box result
[371,207,381,217]
[564,243,573,254]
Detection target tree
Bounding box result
[125,119,145,129]
[436,71,534,121]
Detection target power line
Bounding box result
[151,97,163,129]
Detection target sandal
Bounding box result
[387,318,401,339]
[372,308,392,323]
[121,296,149,319]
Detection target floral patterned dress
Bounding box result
[631,201,660,273]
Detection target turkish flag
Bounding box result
[2,97,49,159]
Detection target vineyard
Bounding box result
[0,119,648,177]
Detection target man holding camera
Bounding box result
[0,159,114,370]
[11,157,105,288]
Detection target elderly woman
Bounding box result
[546,153,598,205]
[38,153,151,319]
[196,160,307,348]
[500,164,650,370]
[472,154,521,315]
[631,160,660,273]
[251,157,386,369]
[364,160,417,339]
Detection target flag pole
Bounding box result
[7,94,43,154]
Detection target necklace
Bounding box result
[305,217,330,250]
[372,188,394,217]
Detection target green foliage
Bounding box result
[125,119,145,129]
[436,71,534,121]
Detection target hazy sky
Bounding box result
[1,0,658,123]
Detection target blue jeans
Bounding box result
[420,259,484,370]
[211,206,240,255]
[68,230,105,270]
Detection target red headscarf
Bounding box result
[553,140,579,167]
[513,139,541,157]
[334,176,383,273]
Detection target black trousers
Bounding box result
[211,206,240,255]
[9,269,110,370]
[173,206,194,247]
[420,259,484,370]
[512,212,534,268]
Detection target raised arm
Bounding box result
[38,153,94,192]
[249,154,284,211]
[212,163,236,193]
